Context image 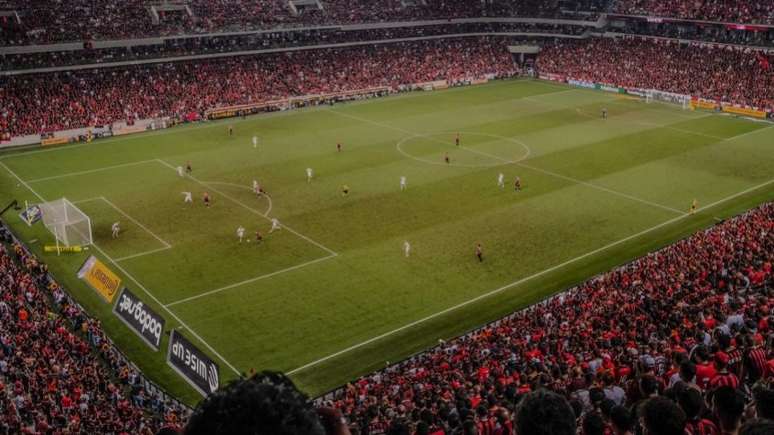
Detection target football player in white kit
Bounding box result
[237,226,246,242]
[270,218,281,233]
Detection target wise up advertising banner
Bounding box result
[167,330,220,396]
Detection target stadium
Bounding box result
[0,0,772,434]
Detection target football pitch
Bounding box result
[1,78,773,403]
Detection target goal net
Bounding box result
[645,89,691,110]
[39,198,93,247]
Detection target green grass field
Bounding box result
[1,78,772,404]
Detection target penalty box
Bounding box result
[72,196,172,261]
[30,159,336,305]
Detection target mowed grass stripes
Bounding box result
[1,79,772,404]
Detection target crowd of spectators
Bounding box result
[0,224,187,434]
[537,36,774,111]
[607,17,774,48]
[0,0,611,45]
[1,176,772,435]
[0,22,586,72]
[0,23,581,72]
[319,202,774,434]
[0,37,517,137]
[614,0,774,25]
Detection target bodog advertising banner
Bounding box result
[167,330,220,396]
[77,255,122,303]
[113,288,165,351]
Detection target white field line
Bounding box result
[72,197,173,261]
[165,254,337,307]
[0,160,47,204]
[287,176,774,375]
[413,138,687,216]
[114,245,173,262]
[723,124,774,141]
[155,159,338,256]
[630,118,724,140]
[572,100,773,143]
[26,159,158,183]
[524,95,716,137]
[202,180,273,217]
[0,79,569,162]
[531,81,702,120]
[516,162,688,215]
[72,197,104,205]
[597,104,773,144]
[587,102,773,144]
[328,109,686,216]
[399,136,687,215]
[519,88,584,99]
[0,105,309,160]
[99,196,172,248]
[0,80,510,161]
[91,242,242,376]
[0,160,241,376]
[626,101,706,120]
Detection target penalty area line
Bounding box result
[74,196,172,250]
[164,253,337,308]
[25,159,159,183]
[98,196,172,248]
[114,245,173,262]
[202,180,273,217]
[286,176,774,375]
[154,158,337,256]
[0,159,241,376]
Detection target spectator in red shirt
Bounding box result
[709,352,740,390]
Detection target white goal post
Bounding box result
[39,198,93,247]
[645,89,691,110]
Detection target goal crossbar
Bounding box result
[38,198,93,247]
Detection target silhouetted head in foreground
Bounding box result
[515,390,576,435]
[639,396,686,435]
[185,371,325,435]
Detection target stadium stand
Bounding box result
[318,202,773,434]
[537,37,774,111]
[0,224,188,434]
[0,0,612,45]
[2,177,772,434]
[614,0,774,25]
[2,4,773,434]
[606,17,774,47]
[0,37,517,137]
[0,23,589,72]
[4,34,774,139]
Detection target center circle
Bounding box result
[396,131,531,168]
